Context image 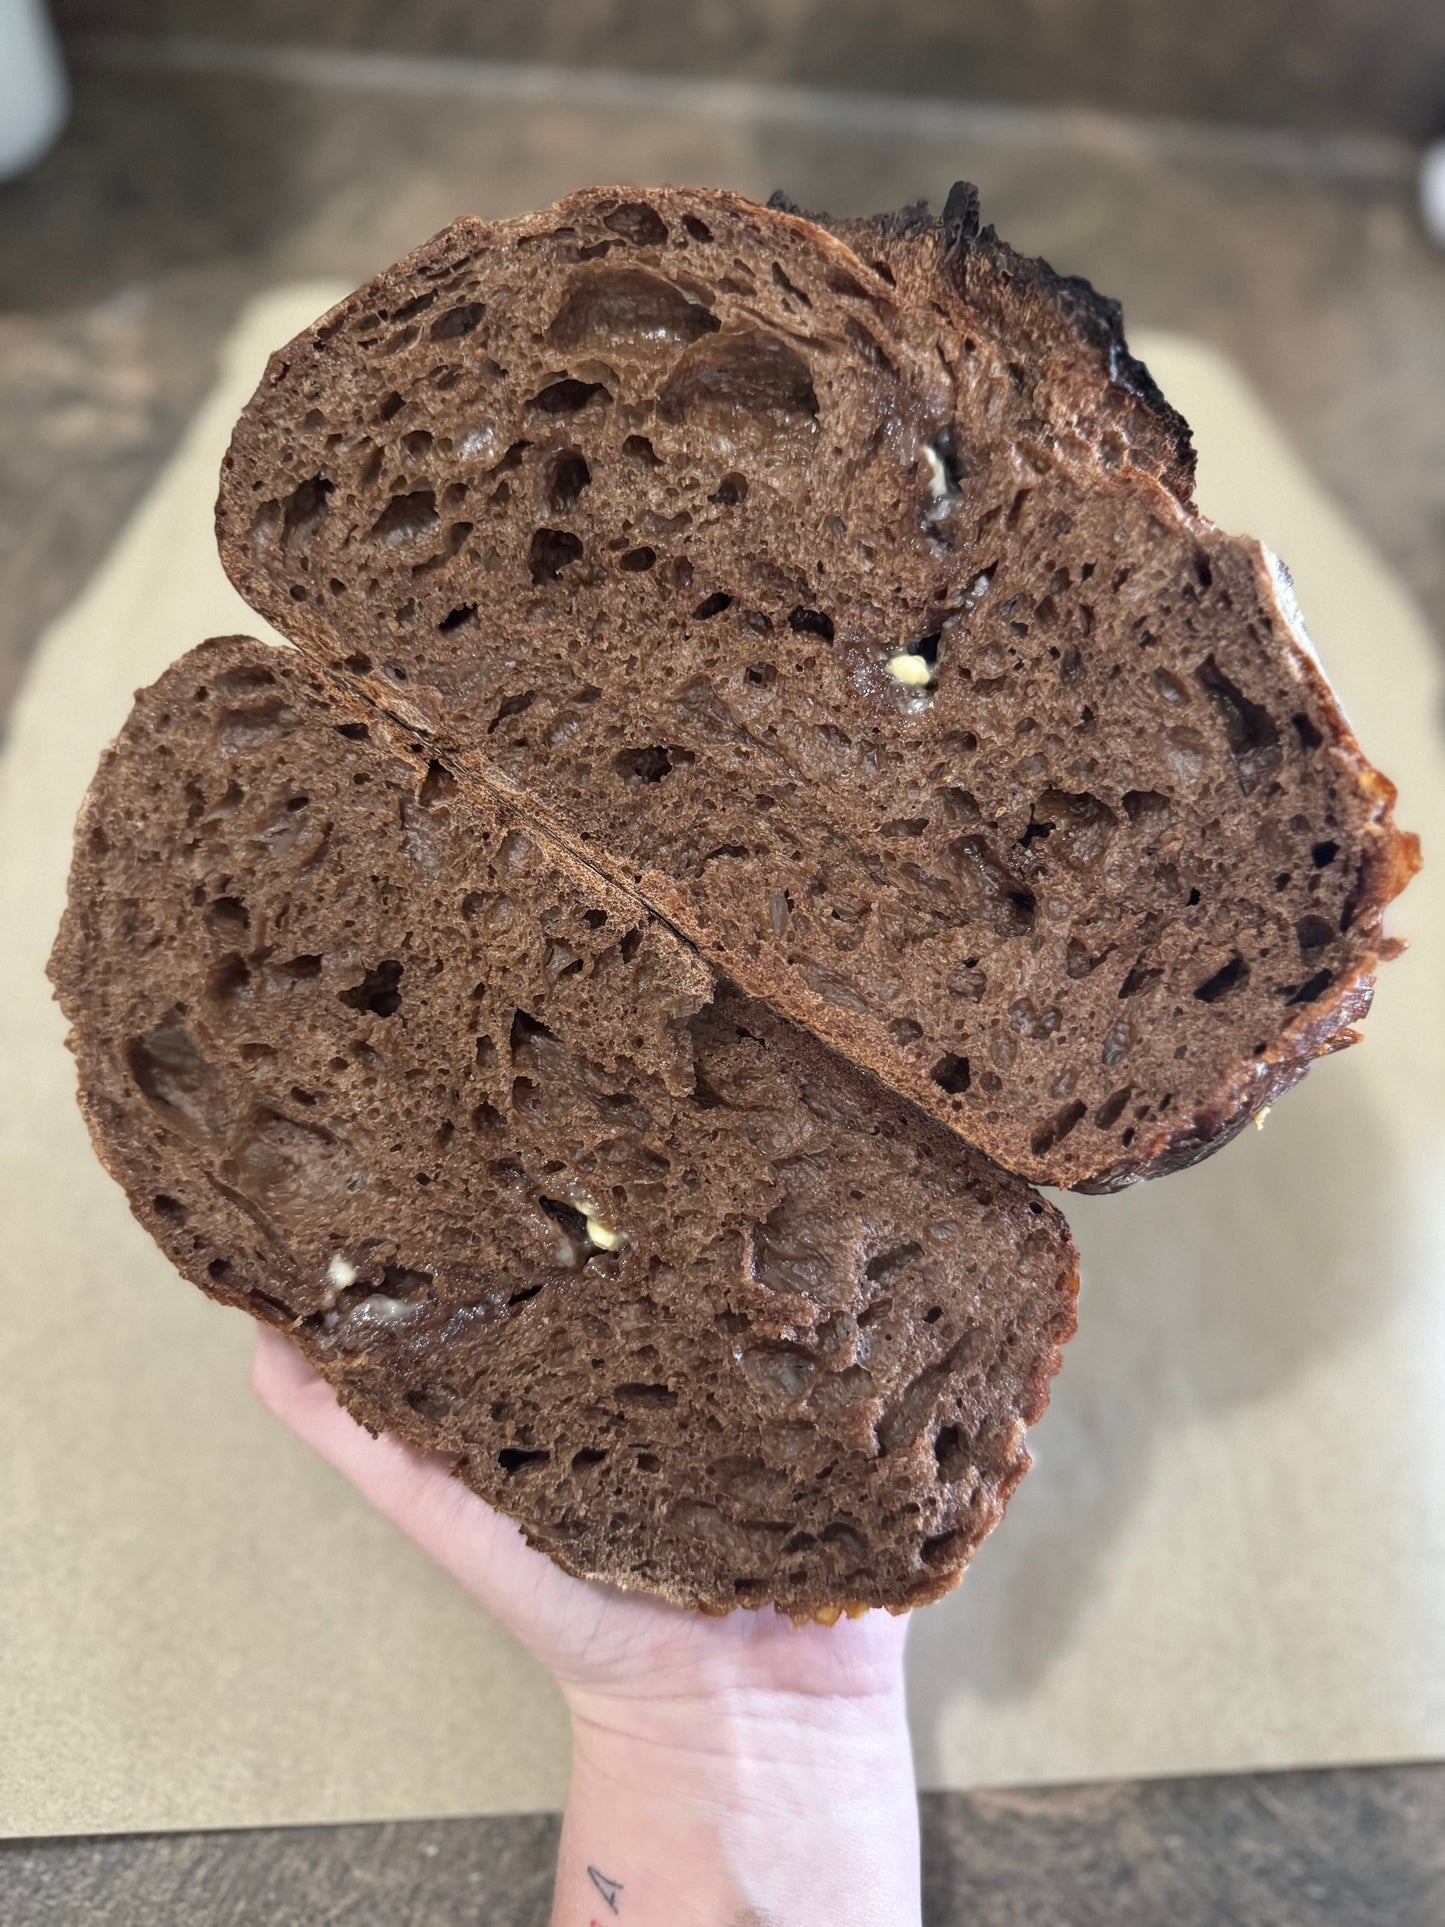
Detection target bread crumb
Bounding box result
[1255,1106,1272,1130]
[886,652,932,688]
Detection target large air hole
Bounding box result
[1121,790,1172,831]
[205,895,249,934]
[1030,1100,1087,1157]
[613,745,691,786]
[527,377,611,414]
[1288,969,1333,1005]
[934,1425,971,1481]
[539,1196,589,1243]
[126,1018,226,1145]
[1094,1087,1133,1130]
[281,476,332,550]
[529,528,584,584]
[546,449,591,511]
[369,489,439,548]
[920,1530,965,1569]
[206,953,251,1003]
[602,201,668,244]
[511,1008,558,1054]
[658,330,818,431]
[930,1054,971,1095]
[1194,655,1281,795]
[1119,961,1162,999]
[788,607,834,641]
[419,760,457,807]
[771,261,811,306]
[429,300,485,340]
[340,960,403,1017]
[1194,956,1248,1003]
[865,1242,923,1285]
[548,266,717,349]
[487,690,536,732]
[217,699,298,748]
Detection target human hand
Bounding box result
[253,1327,922,1925]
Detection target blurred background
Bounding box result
[0,0,1442,731]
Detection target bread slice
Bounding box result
[49,638,1077,1616]
[216,183,1418,1191]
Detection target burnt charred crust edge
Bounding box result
[1074,960,1379,1194]
[939,179,1194,480]
[783,179,1197,499]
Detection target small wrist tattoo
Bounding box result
[587,1865,624,1914]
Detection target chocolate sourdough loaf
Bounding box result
[216,184,1418,1190]
[50,638,1077,1616]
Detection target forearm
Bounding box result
[552,1686,922,1927]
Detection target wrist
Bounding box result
[550,1613,920,1926]
[556,1692,920,1927]
[566,1671,914,1800]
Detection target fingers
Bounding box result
[250,1326,557,1625]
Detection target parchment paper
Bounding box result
[2,289,1441,1837]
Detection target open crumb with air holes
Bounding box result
[50,638,1077,1617]
[217,183,1418,1190]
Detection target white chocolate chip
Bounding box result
[886,652,933,687]
[327,1253,358,1290]
[345,1293,422,1326]
[458,424,499,462]
[585,1216,622,1251]
[921,444,951,501]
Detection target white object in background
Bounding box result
[1422,139,1445,248]
[0,0,68,179]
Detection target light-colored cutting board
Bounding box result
[2,288,1441,1836]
